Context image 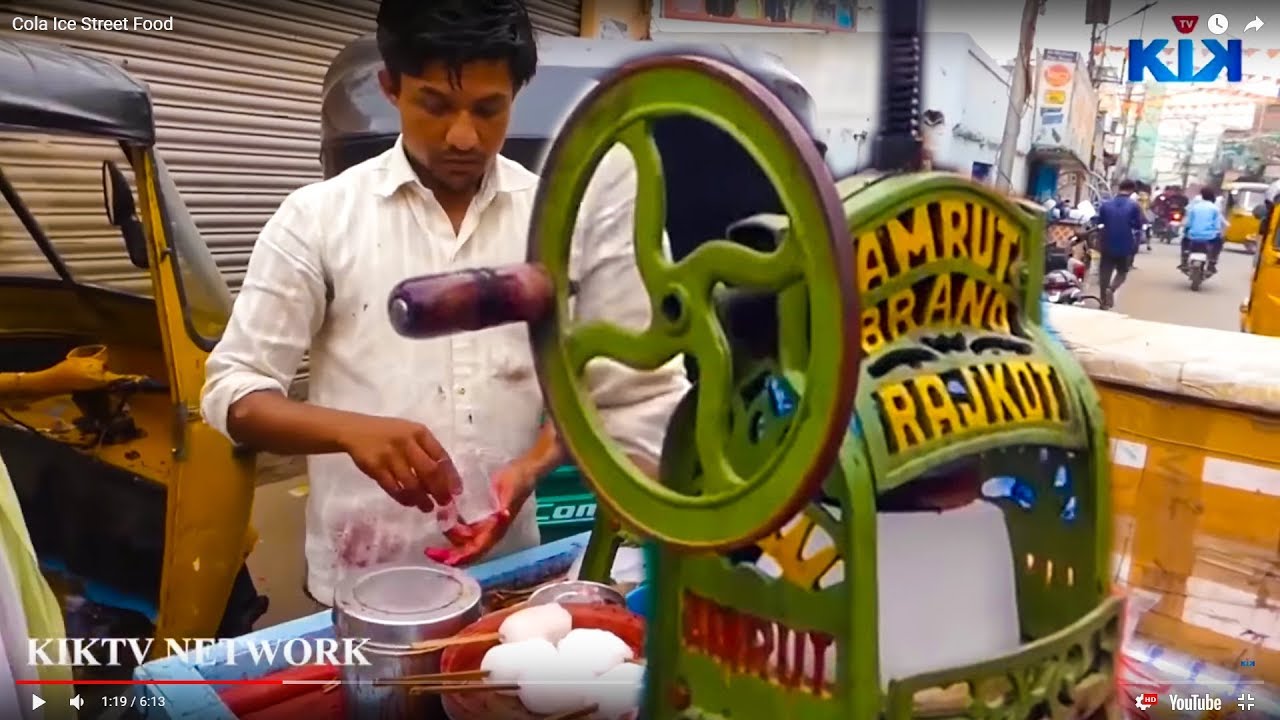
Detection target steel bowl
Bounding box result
[526,580,625,607]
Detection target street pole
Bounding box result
[1181,120,1201,187]
[995,0,1044,191]
[1115,3,1151,180]
[1087,22,1101,86]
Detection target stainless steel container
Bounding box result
[527,580,625,607]
[333,560,482,720]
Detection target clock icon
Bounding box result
[1208,14,1229,34]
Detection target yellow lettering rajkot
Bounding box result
[874,360,1067,455]
[855,197,1024,353]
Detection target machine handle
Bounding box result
[387,263,555,339]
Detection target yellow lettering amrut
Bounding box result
[874,360,1068,455]
[856,197,1023,291]
[854,196,1026,353]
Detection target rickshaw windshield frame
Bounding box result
[148,150,233,351]
[1232,189,1266,211]
[0,163,75,283]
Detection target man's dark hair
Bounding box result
[376,0,537,91]
[1201,187,1216,201]
[1118,179,1136,193]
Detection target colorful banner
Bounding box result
[662,0,856,31]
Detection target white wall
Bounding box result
[646,28,1033,188]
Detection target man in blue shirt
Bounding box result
[1180,187,1226,272]
[1094,179,1144,310]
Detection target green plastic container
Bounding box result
[535,464,597,543]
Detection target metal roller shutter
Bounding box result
[0,0,379,295]
[1,0,577,387]
[1,0,580,292]
[528,0,583,37]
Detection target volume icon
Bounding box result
[69,695,84,709]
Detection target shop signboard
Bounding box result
[1034,49,1096,162]
[662,0,856,31]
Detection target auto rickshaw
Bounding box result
[321,33,825,542]
[0,37,263,652]
[1241,201,1280,335]
[1222,181,1270,253]
[382,1,1122,716]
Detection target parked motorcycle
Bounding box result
[1182,238,1217,291]
[1044,248,1099,306]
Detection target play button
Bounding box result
[31,695,45,709]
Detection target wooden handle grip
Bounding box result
[387,263,554,339]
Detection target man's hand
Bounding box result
[426,460,539,566]
[339,416,461,512]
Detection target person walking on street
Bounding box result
[1180,187,1227,272]
[1094,179,1144,310]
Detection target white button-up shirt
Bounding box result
[201,137,688,604]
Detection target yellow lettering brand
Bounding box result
[923,274,953,326]
[861,307,886,354]
[886,287,919,339]
[955,278,992,327]
[986,293,1011,333]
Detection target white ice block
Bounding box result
[875,500,1020,686]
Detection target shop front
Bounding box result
[0,1,583,295]
[1027,48,1096,202]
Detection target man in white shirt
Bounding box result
[202,0,689,604]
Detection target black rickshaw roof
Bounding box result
[0,37,154,144]
[322,34,820,143]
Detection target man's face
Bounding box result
[379,59,514,193]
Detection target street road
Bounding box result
[1102,240,1254,331]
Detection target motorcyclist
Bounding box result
[1151,185,1189,218]
[1181,187,1226,272]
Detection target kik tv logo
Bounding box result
[1128,38,1243,82]
[1172,15,1198,34]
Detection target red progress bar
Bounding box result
[17,679,288,685]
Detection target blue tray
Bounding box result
[131,531,591,719]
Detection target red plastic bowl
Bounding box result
[440,602,646,720]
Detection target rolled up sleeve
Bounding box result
[570,145,691,463]
[200,190,328,440]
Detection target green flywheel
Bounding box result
[527,54,860,551]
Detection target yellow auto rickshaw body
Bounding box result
[1241,203,1280,336]
[1049,304,1280,687]
[0,37,261,652]
[1222,181,1269,252]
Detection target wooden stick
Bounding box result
[391,669,490,684]
[407,682,520,695]
[372,672,492,688]
[407,631,501,654]
[544,705,600,720]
